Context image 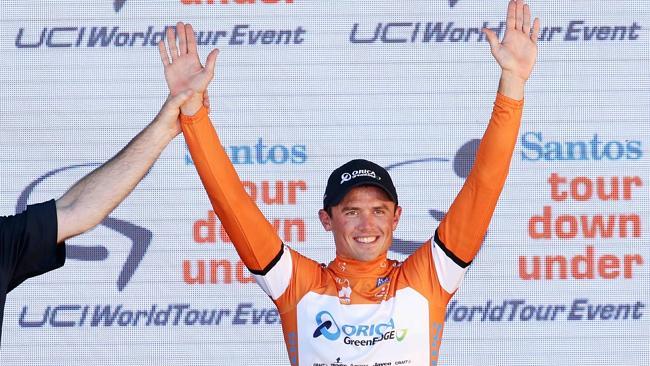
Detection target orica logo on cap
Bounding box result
[340,169,379,184]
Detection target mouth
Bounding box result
[354,236,380,245]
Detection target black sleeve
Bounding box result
[0,199,66,293]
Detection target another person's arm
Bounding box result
[3,85,196,291]
[55,91,197,243]
[2,201,65,291]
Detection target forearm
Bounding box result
[181,106,282,272]
[56,118,178,242]
[437,93,523,263]
[468,93,523,189]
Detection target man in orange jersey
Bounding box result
[160,0,539,363]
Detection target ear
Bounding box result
[392,206,403,231]
[318,209,333,231]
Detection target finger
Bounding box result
[523,4,531,35]
[186,24,198,56]
[158,41,170,66]
[177,22,187,55]
[482,28,499,53]
[203,93,210,114]
[167,90,195,108]
[515,0,524,31]
[167,25,179,60]
[203,48,220,77]
[506,0,516,30]
[530,17,541,44]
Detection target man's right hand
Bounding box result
[158,22,219,116]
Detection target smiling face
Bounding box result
[319,185,402,262]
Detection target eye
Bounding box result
[344,209,358,216]
[374,208,386,215]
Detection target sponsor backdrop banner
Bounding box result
[1,1,648,365]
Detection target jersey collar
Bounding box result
[329,252,392,277]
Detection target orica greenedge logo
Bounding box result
[312,310,408,347]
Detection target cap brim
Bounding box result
[325,180,398,208]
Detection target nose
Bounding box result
[357,211,376,232]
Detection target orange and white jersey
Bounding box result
[181,93,523,365]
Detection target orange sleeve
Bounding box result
[180,106,283,273]
[436,93,523,265]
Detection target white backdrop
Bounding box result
[1,1,648,365]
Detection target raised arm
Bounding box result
[57,21,219,244]
[159,23,284,273]
[435,0,539,266]
[55,91,195,243]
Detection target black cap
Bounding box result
[323,159,398,209]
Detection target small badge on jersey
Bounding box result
[376,277,390,288]
[336,278,352,305]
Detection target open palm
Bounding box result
[158,22,218,98]
[484,0,540,82]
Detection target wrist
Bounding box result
[180,94,203,116]
[498,71,527,100]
